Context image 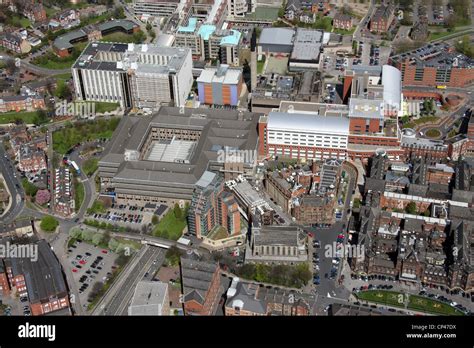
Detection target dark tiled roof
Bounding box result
[180,258,218,305]
[9,239,68,303]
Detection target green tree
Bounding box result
[92,233,103,246]
[165,246,183,266]
[32,110,49,126]
[22,178,38,197]
[405,202,417,215]
[55,80,72,100]
[238,264,256,279]
[40,216,59,232]
[455,35,474,58]
[81,229,95,241]
[115,251,131,267]
[173,203,182,219]
[278,0,286,17]
[113,6,125,19]
[108,238,119,252]
[151,215,159,225]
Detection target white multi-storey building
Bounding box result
[261,112,349,161]
[133,0,184,18]
[72,42,193,109]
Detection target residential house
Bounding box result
[369,4,395,33]
[0,32,31,54]
[17,143,47,173]
[225,277,317,316]
[333,13,353,31]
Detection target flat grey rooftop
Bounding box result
[99,106,260,187]
[267,111,349,135]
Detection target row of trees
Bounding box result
[235,263,312,288]
[69,229,140,255]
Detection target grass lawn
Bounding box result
[94,102,120,114]
[20,18,32,28]
[245,7,280,20]
[208,226,229,240]
[100,32,135,43]
[153,209,186,241]
[257,56,266,74]
[356,290,464,315]
[8,16,31,28]
[403,115,438,129]
[333,27,356,35]
[425,128,441,138]
[356,290,405,308]
[429,28,463,41]
[408,295,463,316]
[53,73,73,81]
[0,111,40,125]
[32,54,75,70]
[45,7,59,18]
[52,118,120,154]
[74,180,85,213]
[31,42,87,70]
[82,158,99,176]
[296,17,333,31]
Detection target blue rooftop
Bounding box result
[178,17,198,33]
[220,30,241,46]
[198,24,216,40]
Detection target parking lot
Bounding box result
[67,239,118,307]
[90,203,158,227]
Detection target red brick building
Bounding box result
[0,261,11,297]
[0,94,46,113]
[426,164,454,185]
[333,13,353,30]
[390,43,474,88]
[180,258,221,316]
[0,32,31,54]
[23,2,47,23]
[5,239,70,316]
[369,4,395,33]
[17,144,47,173]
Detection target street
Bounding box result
[92,245,165,315]
[0,143,25,225]
[306,163,357,313]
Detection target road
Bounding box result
[417,104,471,138]
[352,0,375,42]
[402,85,473,138]
[92,245,165,315]
[0,143,25,225]
[306,162,357,312]
[0,54,71,76]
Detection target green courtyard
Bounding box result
[153,207,187,241]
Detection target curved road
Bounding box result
[0,54,71,76]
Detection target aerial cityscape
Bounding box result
[0,0,472,334]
